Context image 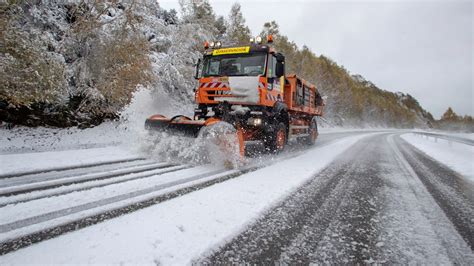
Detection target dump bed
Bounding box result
[283,74,324,116]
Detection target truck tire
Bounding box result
[266,122,287,153]
[300,117,318,145]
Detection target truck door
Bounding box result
[267,54,279,92]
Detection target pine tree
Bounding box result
[179,0,216,27]
[214,15,227,38]
[441,107,458,121]
[226,3,251,45]
[179,0,225,37]
[260,20,280,38]
[161,9,178,25]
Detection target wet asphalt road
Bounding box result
[203,133,474,264]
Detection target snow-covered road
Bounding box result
[0,130,472,264]
[205,133,474,264]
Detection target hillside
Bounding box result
[0,0,466,130]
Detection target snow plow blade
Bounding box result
[145,114,204,137]
[145,114,245,164]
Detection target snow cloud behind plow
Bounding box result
[141,122,242,168]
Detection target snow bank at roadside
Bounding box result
[0,133,374,265]
[410,130,474,141]
[319,127,397,134]
[0,122,126,154]
[0,88,192,155]
[446,132,474,141]
[401,133,474,181]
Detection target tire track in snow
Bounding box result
[0,157,146,179]
[0,159,159,188]
[0,166,257,255]
[394,135,474,250]
[0,164,189,207]
[0,131,370,255]
[0,168,230,234]
[204,133,474,264]
[0,132,367,255]
[205,134,387,264]
[0,162,179,198]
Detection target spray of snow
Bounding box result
[142,122,242,168]
[117,86,193,152]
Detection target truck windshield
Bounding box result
[202,53,266,77]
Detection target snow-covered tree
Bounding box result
[160,8,178,25]
[1,15,66,107]
[214,15,227,39]
[260,20,280,38]
[179,0,219,33]
[226,3,251,45]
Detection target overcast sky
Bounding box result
[160,0,473,118]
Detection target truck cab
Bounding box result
[193,42,286,118]
[145,35,324,155]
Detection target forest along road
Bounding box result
[203,133,474,264]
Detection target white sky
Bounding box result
[159,0,473,118]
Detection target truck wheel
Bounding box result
[266,122,287,153]
[301,118,318,145]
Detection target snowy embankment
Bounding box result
[448,132,474,141]
[0,88,192,178]
[0,88,191,155]
[0,133,375,264]
[0,122,127,154]
[319,127,398,134]
[401,133,474,181]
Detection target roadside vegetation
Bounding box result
[435,107,474,132]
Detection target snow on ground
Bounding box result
[447,132,474,141]
[0,122,126,154]
[0,88,192,155]
[401,133,474,181]
[0,146,140,177]
[0,88,195,176]
[411,130,474,141]
[0,165,225,243]
[381,134,474,263]
[0,133,375,265]
[319,127,397,134]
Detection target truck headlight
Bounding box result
[248,117,262,126]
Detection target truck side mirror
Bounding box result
[275,61,285,78]
[194,58,201,80]
[275,53,285,78]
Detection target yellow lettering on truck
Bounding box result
[212,46,250,56]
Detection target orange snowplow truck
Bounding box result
[145,35,324,156]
